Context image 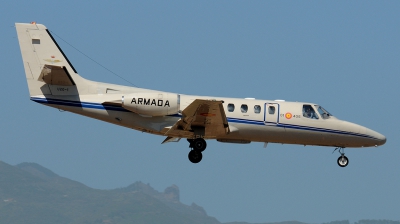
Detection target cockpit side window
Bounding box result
[227,103,235,112]
[303,105,319,119]
[315,105,332,119]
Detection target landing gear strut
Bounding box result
[333,147,349,167]
[187,138,207,163]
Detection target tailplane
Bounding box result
[16,22,90,96]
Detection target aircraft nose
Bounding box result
[338,120,386,147]
[365,128,386,146]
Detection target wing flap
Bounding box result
[165,99,229,138]
[161,136,181,144]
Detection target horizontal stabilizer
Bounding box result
[38,64,75,86]
[102,100,122,107]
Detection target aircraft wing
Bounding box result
[164,99,230,139]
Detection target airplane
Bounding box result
[15,22,386,167]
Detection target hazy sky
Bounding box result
[1,1,399,223]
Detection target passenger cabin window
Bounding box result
[254,105,261,114]
[315,105,332,119]
[227,103,235,112]
[241,104,248,113]
[303,105,319,119]
[268,106,275,114]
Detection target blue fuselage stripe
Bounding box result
[31,97,129,112]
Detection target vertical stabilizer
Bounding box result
[16,23,90,96]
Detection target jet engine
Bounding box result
[122,92,180,116]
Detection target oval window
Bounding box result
[227,103,235,112]
[241,104,248,113]
[254,105,261,114]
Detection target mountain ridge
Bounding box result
[0,160,219,224]
[0,161,399,224]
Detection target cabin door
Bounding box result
[264,103,280,125]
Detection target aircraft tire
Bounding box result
[337,155,349,167]
[187,139,194,148]
[188,150,203,163]
[192,138,207,152]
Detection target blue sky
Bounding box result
[1,1,399,223]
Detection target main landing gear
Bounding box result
[187,138,207,163]
[333,147,349,167]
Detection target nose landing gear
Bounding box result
[187,138,207,163]
[333,147,349,167]
[337,155,349,167]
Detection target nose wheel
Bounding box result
[187,138,207,163]
[337,155,349,167]
[333,147,349,167]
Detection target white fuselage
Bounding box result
[30,90,386,148]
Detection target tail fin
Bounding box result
[16,23,90,96]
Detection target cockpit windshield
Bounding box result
[315,105,332,119]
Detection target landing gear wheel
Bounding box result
[337,155,349,167]
[188,150,203,163]
[187,139,194,148]
[192,138,207,152]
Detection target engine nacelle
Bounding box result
[122,92,180,116]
